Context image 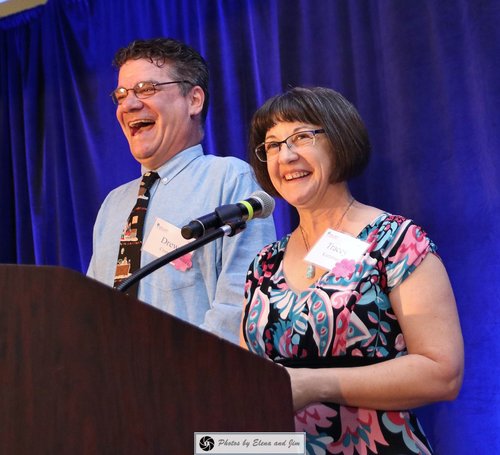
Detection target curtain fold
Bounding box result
[1,0,499,452]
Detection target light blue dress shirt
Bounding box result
[87,145,276,344]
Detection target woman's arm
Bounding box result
[239,303,249,350]
[288,253,464,411]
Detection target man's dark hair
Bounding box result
[113,37,209,123]
[248,87,371,197]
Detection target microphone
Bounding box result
[181,191,275,239]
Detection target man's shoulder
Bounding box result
[102,176,141,203]
[199,153,252,174]
[185,153,262,201]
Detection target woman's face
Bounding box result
[264,121,335,210]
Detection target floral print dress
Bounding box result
[242,213,436,455]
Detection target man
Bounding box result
[87,38,276,344]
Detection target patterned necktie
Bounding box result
[114,171,160,297]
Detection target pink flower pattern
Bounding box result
[328,407,388,455]
[331,258,356,279]
[170,252,193,271]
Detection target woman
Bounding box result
[240,87,464,454]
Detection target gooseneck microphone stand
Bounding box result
[116,219,246,294]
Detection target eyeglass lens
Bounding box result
[256,130,320,162]
[112,81,157,105]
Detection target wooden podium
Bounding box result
[0,265,294,454]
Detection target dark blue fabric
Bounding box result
[1,0,499,452]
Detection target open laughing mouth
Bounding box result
[129,119,155,136]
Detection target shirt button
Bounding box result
[161,177,168,184]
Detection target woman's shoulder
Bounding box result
[349,203,386,235]
[353,203,423,232]
[248,235,290,275]
[355,205,437,259]
[259,234,291,255]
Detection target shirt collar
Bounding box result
[141,144,204,185]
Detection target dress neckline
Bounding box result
[280,212,390,295]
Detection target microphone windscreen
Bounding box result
[249,191,275,218]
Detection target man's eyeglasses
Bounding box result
[110,80,192,105]
[254,129,325,163]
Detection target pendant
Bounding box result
[306,264,316,279]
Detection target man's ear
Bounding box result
[188,86,205,117]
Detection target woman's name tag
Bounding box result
[305,228,369,270]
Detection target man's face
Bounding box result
[115,58,204,170]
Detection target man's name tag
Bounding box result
[305,228,369,271]
[143,218,194,271]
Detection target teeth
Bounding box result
[284,171,310,181]
[129,119,155,128]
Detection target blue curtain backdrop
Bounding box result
[1,0,499,452]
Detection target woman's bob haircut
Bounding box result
[248,87,371,197]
